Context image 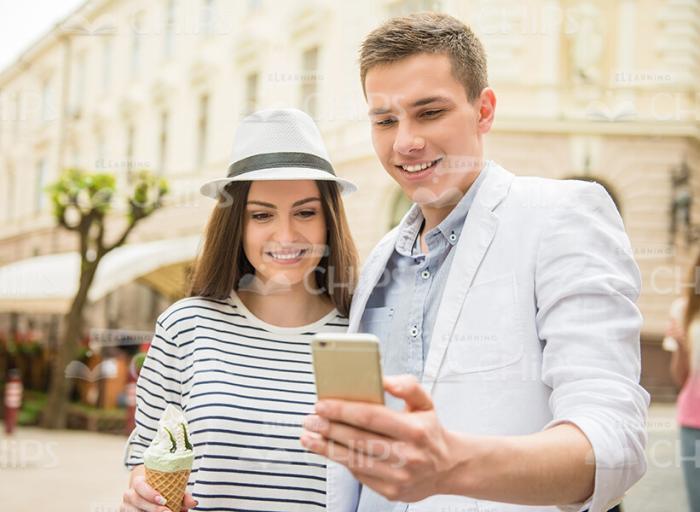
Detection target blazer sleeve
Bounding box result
[534,181,650,512]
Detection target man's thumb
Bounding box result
[384,374,433,412]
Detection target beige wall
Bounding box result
[0,0,698,340]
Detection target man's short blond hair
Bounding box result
[359,12,488,101]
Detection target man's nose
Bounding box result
[393,122,425,155]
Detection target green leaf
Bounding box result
[164,426,177,453]
[181,423,193,450]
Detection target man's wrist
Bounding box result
[437,430,486,496]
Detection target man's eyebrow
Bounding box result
[368,96,451,115]
[246,197,321,208]
[411,96,451,108]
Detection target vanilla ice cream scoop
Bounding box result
[143,404,194,472]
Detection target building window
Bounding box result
[196,94,209,168]
[73,54,86,116]
[164,0,176,58]
[102,38,112,92]
[158,111,169,174]
[97,133,106,169]
[386,0,443,17]
[6,169,15,221]
[41,78,53,121]
[35,158,47,213]
[248,0,262,12]
[131,13,143,76]
[245,72,259,115]
[301,46,319,118]
[201,0,215,36]
[126,125,135,174]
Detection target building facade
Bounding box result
[0,0,699,396]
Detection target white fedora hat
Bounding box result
[200,108,357,199]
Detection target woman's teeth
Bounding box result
[268,250,305,260]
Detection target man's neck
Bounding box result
[417,165,484,251]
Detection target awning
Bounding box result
[0,235,202,314]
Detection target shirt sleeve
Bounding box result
[535,181,650,512]
[123,317,183,469]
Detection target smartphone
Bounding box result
[311,333,384,405]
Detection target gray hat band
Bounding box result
[227,152,336,178]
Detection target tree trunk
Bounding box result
[40,261,98,429]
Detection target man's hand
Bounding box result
[301,375,458,502]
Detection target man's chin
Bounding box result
[411,186,464,209]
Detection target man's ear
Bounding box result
[477,87,496,132]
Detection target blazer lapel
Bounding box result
[422,164,515,393]
[347,230,398,332]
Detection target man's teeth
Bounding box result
[401,160,438,173]
[269,250,304,260]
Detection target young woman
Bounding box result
[664,253,700,511]
[121,108,358,512]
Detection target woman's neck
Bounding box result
[237,279,333,328]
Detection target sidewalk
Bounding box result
[623,402,688,511]
[0,403,690,512]
[1,427,129,512]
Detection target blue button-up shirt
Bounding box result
[356,163,490,512]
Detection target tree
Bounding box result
[41,169,168,429]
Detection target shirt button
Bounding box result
[449,233,458,243]
[410,326,419,337]
[421,270,430,280]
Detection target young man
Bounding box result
[301,12,648,512]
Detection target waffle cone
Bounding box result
[145,466,191,512]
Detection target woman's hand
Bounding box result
[121,465,198,512]
[666,318,687,348]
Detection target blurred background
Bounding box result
[0,0,697,510]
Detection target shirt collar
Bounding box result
[395,160,491,256]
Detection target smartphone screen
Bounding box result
[311,333,384,405]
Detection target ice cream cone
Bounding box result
[143,405,194,511]
[145,466,191,512]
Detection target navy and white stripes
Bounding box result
[124,293,348,511]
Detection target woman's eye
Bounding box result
[251,212,272,221]
[296,209,317,219]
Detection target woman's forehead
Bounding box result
[247,180,321,206]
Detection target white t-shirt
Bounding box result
[124,292,348,511]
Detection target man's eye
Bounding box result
[251,212,272,221]
[421,109,443,118]
[374,118,396,127]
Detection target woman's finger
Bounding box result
[132,476,168,507]
[180,492,199,511]
[124,487,169,512]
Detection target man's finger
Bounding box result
[302,416,399,460]
[300,431,404,479]
[314,399,424,442]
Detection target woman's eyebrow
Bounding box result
[292,197,321,207]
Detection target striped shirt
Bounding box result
[124,292,349,511]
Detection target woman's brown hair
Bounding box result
[188,180,358,317]
[683,252,700,332]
